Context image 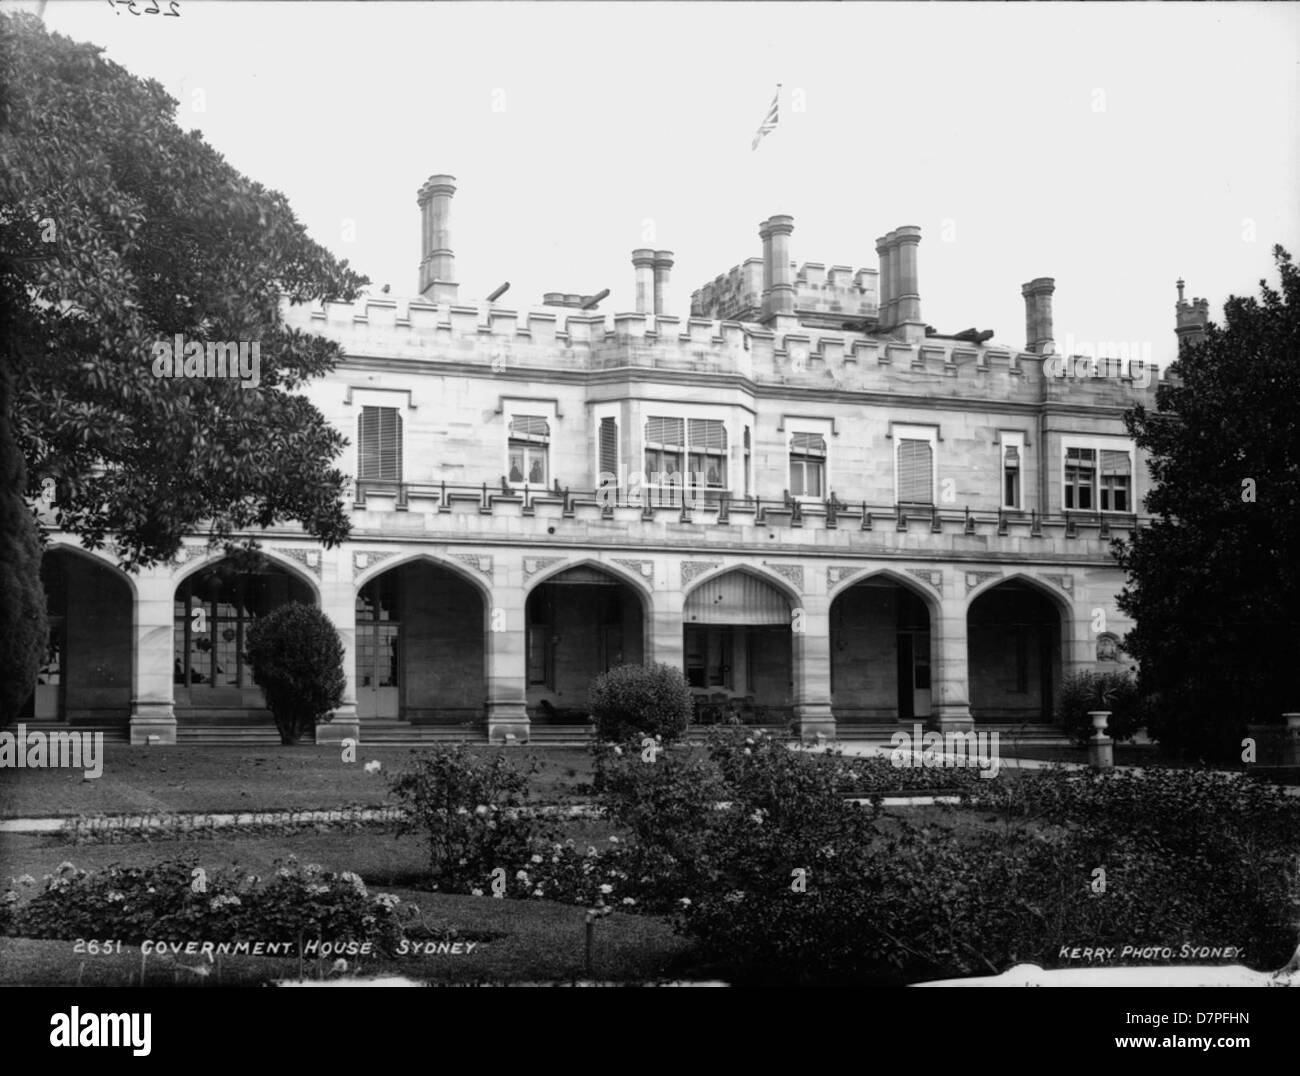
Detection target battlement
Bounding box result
[282,294,1167,403]
[691,259,879,328]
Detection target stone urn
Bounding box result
[1087,710,1113,769]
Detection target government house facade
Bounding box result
[28,174,1200,746]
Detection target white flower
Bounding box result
[607,835,619,844]
[471,888,484,897]
[612,746,623,756]
[599,883,613,894]
[516,870,530,882]
[678,897,692,907]
[533,888,544,897]
[745,738,754,746]
[622,897,636,906]
[16,874,35,888]
[475,805,489,817]
[364,760,381,774]
[306,883,329,896]
[586,846,598,857]
[56,861,76,875]
[333,958,349,973]
[373,893,401,910]
[106,891,125,903]
[530,854,543,864]
[749,810,764,825]
[743,748,751,756]
[340,871,368,896]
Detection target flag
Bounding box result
[751,84,780,150]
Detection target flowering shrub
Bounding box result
[2,856,405,952]
[588,662,693,743]
[389,746,554,893]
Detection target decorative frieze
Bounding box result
[520,553,561,579]
[680,560,722,586]
[964,570,1002,594]
[353,550,398,574]
[827,566,864,589]
[907,568,944,593]
[764,562,804,591]
[452,553,494,578]
[273,547,323,578]
[613,558,655,582]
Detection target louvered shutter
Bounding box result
[360,407,402,481]
[510,415,550,440]
[1100,449,1130,476]
[599,417,618,476]
[688,418,727,451]
[646,416,685,447]
[897,438,932,504]
[791,432,826,456]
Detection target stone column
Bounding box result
[129,568,177,745]
[893,225,924,343]
[486,569,530,743]
[316,547,359,745]
[632,249,656,314]
[647,582,685,671]
[792,595,835,741]
[652,250,674,315]
[759,218,775,313]
[931,600,974,730]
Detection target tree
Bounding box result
[0,12,368,713]
[1112,246,1300,760]
[588,663,694,743]
[245,603,346,746]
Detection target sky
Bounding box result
[19,0,1300,365]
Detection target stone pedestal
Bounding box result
[1087,710,1113,768]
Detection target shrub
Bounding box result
[245,601,346,745]
[3,856,406,952]
[1058,670,1144,745]
[389,746,553,894]
[588,662,693,743]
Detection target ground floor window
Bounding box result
[356,572,401,688]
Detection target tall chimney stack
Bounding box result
[418,174,458,303]
[1022,277,1056,355]
[892,225,923,343]
[875,232,895,330]
[652,251,674,315]
[632,249,656,313]
[759,215,795,322]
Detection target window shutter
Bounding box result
[897,438,932,503]
[599,417,618,476]
[646,416,684,447]
[359,406,403,481]
[1100,449,1130,476]
[791,432,826,456]
[510,414,550,440]
[688,418,727,451]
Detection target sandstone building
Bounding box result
[29,174,1199,745]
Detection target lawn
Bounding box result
[0,744,596,818]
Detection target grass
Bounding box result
[0,745,596,818]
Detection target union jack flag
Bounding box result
[751,84,781,150]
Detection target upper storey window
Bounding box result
[789,432,826,498]
[359,406,403,482]
[508,415,550,486]
[644,417,728,490]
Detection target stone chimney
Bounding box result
[1174,278,1209,350]
[417,174,458,303]
[632,249,656,313]
[892,225,923,343]
[875,232,896,330]
[1022,277,1056,355]
[759,215,795,321]
[652,251,674,315]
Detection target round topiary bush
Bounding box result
[588,662,693,743]
[246,601,346,745]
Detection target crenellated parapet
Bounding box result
[283,295,1167,405]
[691,259,879,328]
